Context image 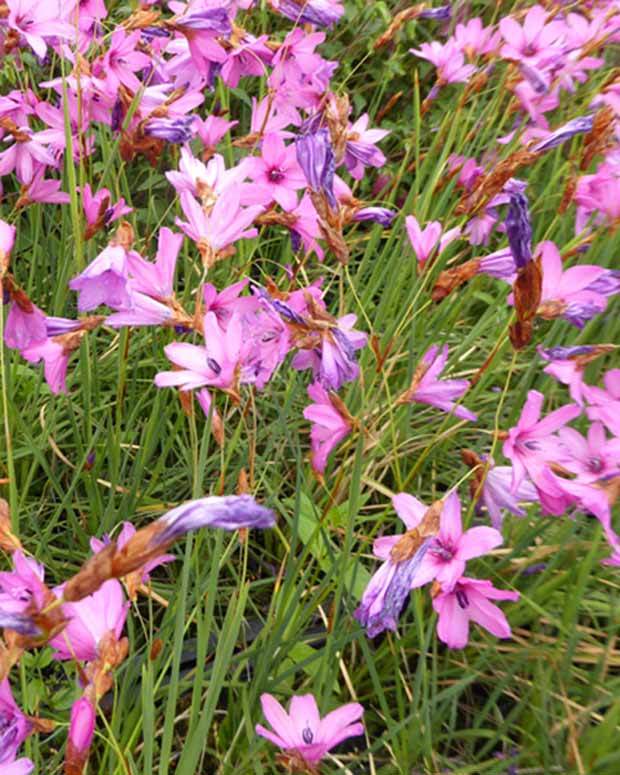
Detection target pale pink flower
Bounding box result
[303,381,352,474]
[405,215,460,266]
[585,369,620,436]
[433,576,519,649]
[256,693,363,766]
[6,0,73,59]
[410,41,476,84]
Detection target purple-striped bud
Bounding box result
[176,9,232,35]
[155,495,276,545]
[419,5,451,20]
[45,317,83,336]
[352,207,396,227]
[295,128,337,209]
[0,609,41,637]
[541,345,594,360]
[505,190,532,270]
[532,115,594,153]
[564,301,606,328]
[478,248,516,279]
[354,540,431,638]
[276,0,344,28]
[144,117,195,144]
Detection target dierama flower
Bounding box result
[0,219,16,272]
[65,697,95,775]
[433,576,519,649]
[303,381,353,474]
[5,0,72,59]
[398,344,477,422]
[503,389,581,490]
[255,693,363,768]
[410,41,476,85]
[50,579,129,661]
[584,369,620,436]
[68,244,131,312]
[405,215,460,266]
[244,132,306,210]
[0,678,32,764]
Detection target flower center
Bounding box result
[431,539,455,562]
[302,726,314,744]
[268,168,285,183]
[588,456,604,474]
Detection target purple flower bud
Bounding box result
[141,27,172,41]
[419,5,451,20]
[532,115,594,153]
[155,495,276,544]
[177,9,232,35]
[541,345,594,360]
[353,207,396,227]
[276,0,343,28]
[0,609,41,637]
[523,562,547,576]
[270,299,306,324]
[505,190,532,269]
[354,540,431,638]
[520,63,549,95]
[295,128,337,209]
[111,100,123,133]
[478,249,516,279]
[45,317,83,336]
[144,117,195,144]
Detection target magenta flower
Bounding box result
[556,422,620,483]
[50,579,129,661]
[15,169,70,207]
[4,299,46,351]
[344,114,389,180]
[303,381,352,474]
[66,697,95,766]
[81,184,132,231]
[154,311,242,393]
[536,241,612,328]
[0,125,56,184]
[21,338,70,394]
[375,492,502,591]
[400,345,477,422]
[0,219,16,264]
[255,693,363,766]
[176,189,263,263]
[453,18,499,58]
[194,115,237,154]
[245,133,306,211]
[5,0,73,59]
[499,4,563,65]
[0,679,32,765]
[0,550,47,616]
[585,369,620,436]
[99,30,151,92]
[433,576,519,649]
[538,345,600,405]
[69,245,131,312]
[410,41,476,85]
[126,227,182,299]
[405,215,460,266]
[503,390,581,491]
[221,34,272,88]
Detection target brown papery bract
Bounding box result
[390,500,443,563]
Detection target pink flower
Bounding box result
[303,381,352,474]
[21,338,70,394]
[15,169,70,207]
[475,462,538,530]
[98,30,151,92]
[81,184,132,231]
[126,227,183,299]
[176,189,263,258]
[344,114,389,180]
[221,34,272,88]
[556,422,620,483]
[154,311,242,393]
[400,344,477,422]
[4,300,47,350]
[50,579,129,661]
[585,369,620,436]
[0,550,47,615]
[255,693,363,766]
[453,18,499,58]
[69,245,131,312]
[244,133,306,211]
[194,115,237,155]
[0,126,56,184]
[410,41,476,85]
[433,577,519,649]
[0,678,32,764]
[405,215,460,266]
[376,492,502,591]
[6,0,73,59]
[499,5,563,65]
[503,390,581,491]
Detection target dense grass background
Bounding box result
[2,1,620,773]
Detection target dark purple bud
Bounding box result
[419,5,451,20]
[144,116,195,144]
[295,128,337,210]
[505,190,532,270]
[523,562,547,576]
[532,115,594,153]
[541,345,594,360]
[111,99,123,133]
[276,0,343,27]
[289,229,302,253]
[141,26,172,41]
[177,9,232,35]
[155,494,276,544]
[352,207,396,227]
